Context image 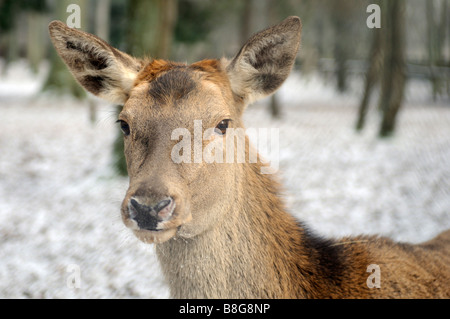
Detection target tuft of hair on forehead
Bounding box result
[134,59,182,84]
[148,68,197,105]
[133,58,231,105]
[136,58,228,86]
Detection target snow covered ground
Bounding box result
[0,61,449,298]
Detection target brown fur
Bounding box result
[48,17,450,299]
[135,59,181,84]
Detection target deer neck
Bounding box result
[155,160,359,299]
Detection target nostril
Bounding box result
[130,198,143,211]
[130,198,139,213]
[154,198,172,213]
[127,197,175,231]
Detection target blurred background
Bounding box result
[0,0,449,298]
[1,0,449,116]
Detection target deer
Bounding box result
[48,16,450,299]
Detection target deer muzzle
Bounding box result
[121,188,192,244]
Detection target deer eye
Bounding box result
[117,120,130,136]
[215,119,231,135]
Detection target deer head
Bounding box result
[49,17,302,244]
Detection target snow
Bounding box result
[0,60,449,298]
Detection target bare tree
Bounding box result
[330,0,358,93]
[125,0,178,59]
[95,0,111,42]
[356,0,406,137]
[356,19,383,131]
[426,0,448,100]
[26,1,47,73]
[378,0,406,137]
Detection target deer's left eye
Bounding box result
[117,120,130,136]
[215,119,231,135]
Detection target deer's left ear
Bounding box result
[49,21,143,104]
[224,16,301,105]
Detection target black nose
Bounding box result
[129,197,173,231]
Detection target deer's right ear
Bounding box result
[224,16,301,106]
[48,21,143,104]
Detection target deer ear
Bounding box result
[225,16,301,105]
[48,21,143,104]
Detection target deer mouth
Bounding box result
[131,228,179,244]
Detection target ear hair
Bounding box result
[225,16,302,105]
[48,21,143,104]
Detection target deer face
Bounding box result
[118,61,241,243]
[49,17,301,243]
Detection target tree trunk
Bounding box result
[158,0,178,59]
[427,0,438,100]
[426,0,447,100]
[126,0,178,58]
[5,22,20,65]
[378,0,406,137]
[26,12,47,73]
[331,1,353,93]
[356,25,383,131]
[334,43,348,93]
[239,0,253,46]
[95,0,111,42]
[443,0,450,97]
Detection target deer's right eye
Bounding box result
[117,120,130,136]
[215,119,232,135]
